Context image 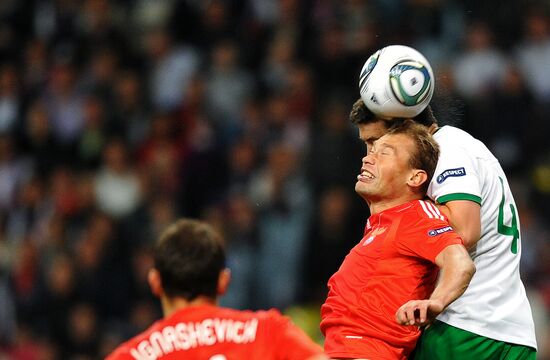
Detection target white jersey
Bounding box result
[428,126,536,349]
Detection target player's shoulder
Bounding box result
[106,320,164,360]
[248,308,288,325]
[251,308,295,330]
[435,126,491,159]
[407,200,449,226]
[213,306,289,329]
[434,126,478,153]
[400,200,458,240]
[434,125,474,142]
[383,200,448,237]
[215,306,282,319]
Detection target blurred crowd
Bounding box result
[0,0,549,359]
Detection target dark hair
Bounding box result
[386,120,440,194]
[349,98,438,127]
[154,219,225,301]
[412,105,438,127]
[349,98,379,125]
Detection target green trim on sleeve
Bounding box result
[436,193,482,205]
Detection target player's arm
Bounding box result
[436,200,481,249]
[395,244,475,326]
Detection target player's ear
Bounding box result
[217,268,231,296]
[148,268,163,298]
[407,169,428,189]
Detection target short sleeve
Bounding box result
[397,217,464,263]
[428,142,482,205]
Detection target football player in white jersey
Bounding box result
[348,99,537,359]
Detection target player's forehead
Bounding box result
[373,133,414,154]
[358,120,390,142]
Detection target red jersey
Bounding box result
[107,304,323,360]
[320,200,463,359]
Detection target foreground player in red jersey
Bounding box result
[107,218,327,360]
[320,121,475,359]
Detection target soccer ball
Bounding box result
[358,45,434,119]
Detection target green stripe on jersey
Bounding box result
[437,193,482,205]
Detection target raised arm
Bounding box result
[395,244,475,326]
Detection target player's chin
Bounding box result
[355,181,371,195]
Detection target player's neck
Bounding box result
[369,195,421,215]
[161,295,217,318]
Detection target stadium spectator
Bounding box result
[94,139,142,219]
[145,27,200,112]
[249,142,312,309]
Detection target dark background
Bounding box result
[0,0,549,358]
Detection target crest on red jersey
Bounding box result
[362,226,387,246]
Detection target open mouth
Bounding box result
[357,169,375,182]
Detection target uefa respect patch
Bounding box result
[428,226,453,236]
[436,167,466,184]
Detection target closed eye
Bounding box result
[378,144,395,156]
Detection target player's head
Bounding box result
[355,120,439,206]
[385,121,440,194]
[148,218,229,303]
[350,98,438,151]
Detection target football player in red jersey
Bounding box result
[107,218,327,360]
[321,121,475,359]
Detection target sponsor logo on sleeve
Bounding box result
[436,167,466,184]
[428,226,453,237]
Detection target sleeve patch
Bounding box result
[427,226,453,237]
[436,167,466,184]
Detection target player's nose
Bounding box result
[363,153,375,165]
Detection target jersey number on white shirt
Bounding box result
[497,177,519,254]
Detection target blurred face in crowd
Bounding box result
[51,64,76,95]
[115,72,141,107]
[526,13,549,41]
[229,140,256,175]
[466,23,492,50]
[268,144,296,184]
[0,65,17,95]
[319,187,350,228]
[27,101,50,140]
[212,41,237,71]
[145,29,171,59]
[227,193,255,231]
[103,140,128,173]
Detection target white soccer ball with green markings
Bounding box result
[359,45,434,119]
